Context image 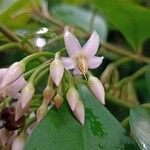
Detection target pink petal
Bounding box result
[87,56,104,69]
[73,66,81,75]
[15,100,29,121]
[50,59,64,87]
[82,31,100,57]
[0,68,7,84]
[12,135,25,150]
[19,82,35,108]
[66,87,79,111]
[6,76,27,99]
[1,62,25,88]
[73,100,85,125]
[64,30,81,57]
[88,76,105,105]
[61,57,75,70]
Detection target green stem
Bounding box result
[21,52,54,64]
[0,22,20,42]
[117,65,149,87]
[29,62,50,84]
[102,42,150,63]
[121,116,129,129]
[0,43,19,52]
[34,68,49,86]
[106,93,134,109]
[113,57,132,67]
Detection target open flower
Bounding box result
[0,68,26,102]
[61,30,104,75]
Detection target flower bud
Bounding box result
[1,62,25,88]
[50,59,64,87]
[66,87,79,111]
[36,102,48,122]
[53,94,63,109]
[88,76,105,105]
[73,100,85,125]
[43,85,54,105]
[19,82,35,108]
[12,134,25,150]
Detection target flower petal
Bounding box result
[82,31,100,57]
[61,57,75,70]
[73,66,81,75]
[6,76,27,99]
[64,30,81,57]
[0,68,7,84]
[87,56,104,69]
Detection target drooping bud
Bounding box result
[53,94,63,109]
[43,85,54,105]
[19,82,35,108]
[12,134,25,150]
[66,87,79,111]
[36,102,48,122]
[1,62,25,88]
[73,100,85,125]
[50,59,64,87]
[88,76,105,105]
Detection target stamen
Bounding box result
[76,56,88,75]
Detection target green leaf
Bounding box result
[94,0,150,51]
[130,107,150,149]
[51,4,108,41]
[0,0,39,28]
[25,84,136,150]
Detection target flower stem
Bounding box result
[102,42,150,63]
[29,62,50,84]
[117,65,149,87]
[21,52,54,64]
[0,43,19,52]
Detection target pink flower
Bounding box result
[50,58,64,87]
[0,68,26,101]
[73,100,85,125]
[1,62,25,88]
[88,76,105,105]
[61,30,104,75]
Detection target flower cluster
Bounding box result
[0,28,105,149]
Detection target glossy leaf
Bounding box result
[130,107,150,150]
[25,84,136,150]
[51,4,108,41]
[94,0,150,51]
[0,0,39,28]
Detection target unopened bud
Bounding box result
[50,59,64,87]
[19,82,35,108]
[36,102,48,122]
[1,62,25,87]
[12,134,25,150]
[73,100,85,125]
[53,94,63,109]
[88,76,105,105]
[43,85,54,105]
[66,87,79,111]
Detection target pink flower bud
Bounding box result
[50,59,64,87]
[73,100,85,125]
[19,82,35,108]
[12,135,25,150]
[43,85,54,105]
[88,76,105,105]
[36,102,48,122]
[53,94,63,109]
[66,87,79,111]
[1,62,25,88]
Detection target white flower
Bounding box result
[61,30,103,75]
